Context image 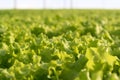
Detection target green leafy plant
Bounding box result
[0,10,120,80]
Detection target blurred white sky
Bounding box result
[0,0,120,9]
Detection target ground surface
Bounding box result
[0,10,120,80]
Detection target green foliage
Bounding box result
[0,10,120,80]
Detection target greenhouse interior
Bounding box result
[0,0,120,80]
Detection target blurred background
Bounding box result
[0,0,120,9]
